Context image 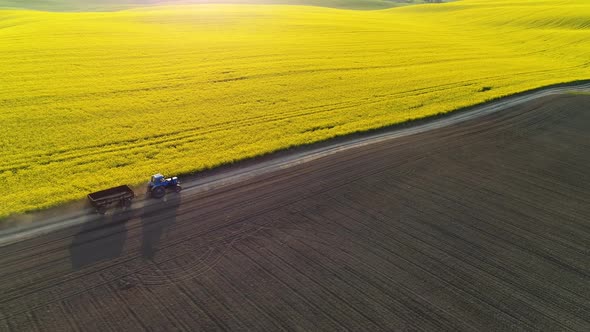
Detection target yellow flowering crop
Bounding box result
[1,0,589,218]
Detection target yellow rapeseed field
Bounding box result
[1,0,589,218]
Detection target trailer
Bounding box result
[87,185,135,214]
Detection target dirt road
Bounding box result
[1,93,589,330]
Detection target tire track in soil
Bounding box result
[236,229,383,331]
[337,194,586,330]
[292,200,520,330]
[275,211,475,330]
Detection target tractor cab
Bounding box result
[150,174,165,186]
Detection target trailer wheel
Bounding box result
[152,186,166,199]
[121,198,132,207]
[97,206,107,214]
[174,185,182,193]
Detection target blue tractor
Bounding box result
[148,173,182,198]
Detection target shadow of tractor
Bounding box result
[69,207,134,270]
[140,193,182,260]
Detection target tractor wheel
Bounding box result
[174,185,182,193]
[151,186,166,199]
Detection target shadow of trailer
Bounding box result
[87,185,135,214]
